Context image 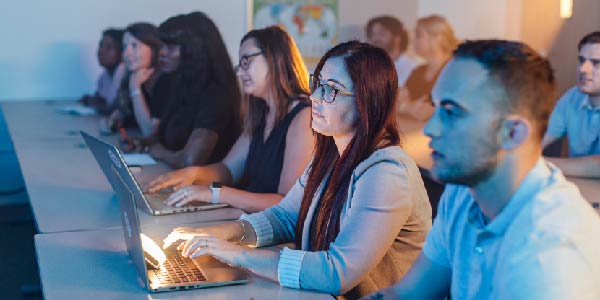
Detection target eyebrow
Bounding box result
[579,55,600,63]
[323,78,348,90]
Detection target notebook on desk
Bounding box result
[109,158,248,292]
[81,131,229,215]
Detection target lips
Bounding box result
[429,143,444,161]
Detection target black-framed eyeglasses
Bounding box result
[309,74,354,104]
[234,51,263,72]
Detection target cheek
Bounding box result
[318,103,357,134]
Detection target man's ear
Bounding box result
[499,116,531,149]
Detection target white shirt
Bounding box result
[96,63,126,105]
[394,54,422,87]
[423,158,600,300]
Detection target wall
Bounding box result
[418,0,521,40]
[338,0,418,42]
[0,0,250,101]
[1,0,596,101]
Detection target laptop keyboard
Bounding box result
[156,254,207,284]
[145,189,172,209]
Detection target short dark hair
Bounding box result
[578,31,600,51]
[453,40,556,140]
[102,28,124,53]
[366,16,409,53]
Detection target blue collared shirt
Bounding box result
[423,158,600,300]
[546,86,600,156]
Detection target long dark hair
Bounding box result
[240,26,310,134]
[295,41,401,251]
[157,12,241,136]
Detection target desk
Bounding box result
[35,225,334,300]
[1,100,103,141]
[2,100,244,233]
[15,138,243,233]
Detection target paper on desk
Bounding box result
[122,153,157,166]
[57,105,97,116]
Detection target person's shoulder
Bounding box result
[286,99,312,138]
[509,174,600,250]
[557,86,586,107]
[351,146,423,182]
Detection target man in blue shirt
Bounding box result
[543,31,600,178]
[363,40,600,299]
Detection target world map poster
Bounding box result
[253,0,338,64]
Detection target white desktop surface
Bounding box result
[15,138,243,233]
[35,226,334,300]
[2,100,103,141]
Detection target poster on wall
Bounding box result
[252,0,338,64]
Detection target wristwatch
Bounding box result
[209,182,222,204]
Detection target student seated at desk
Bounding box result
[79,28,126,115]
[105,23,165,138]
[147,26,314,213]
[363,40,600,300]
[397,15,458,121]
[366,15,422,87]
[161,41,432,300]
[542,31,600,178]
[145,12,241,169]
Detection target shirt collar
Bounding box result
[468,158,553,236]
[578,93,600,111]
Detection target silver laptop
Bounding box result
[81,131,228,215]
[108,156,248,292]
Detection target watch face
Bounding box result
[211,182,222,188]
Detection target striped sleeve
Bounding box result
[239,213,274,247]
[278,247,306,289]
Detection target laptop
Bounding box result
[110,157,248,292]
[81,131,229,215]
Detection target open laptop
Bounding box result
[81,131,228,215]
[109,157,248,292]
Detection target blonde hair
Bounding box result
[417,15,459,55]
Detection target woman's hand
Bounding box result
[146,167,200,192]
[178,236,279,281]
[179,236,246,263]
[163,185,211,207]
[129,68,154,92]
[164,226,279,282]
[163,226,218,249]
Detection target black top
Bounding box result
[158,78,240,164]
[119,72,169,129]
[240,101,310,193]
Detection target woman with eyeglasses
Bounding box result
[147,26,314,213]
[160,41,432,300]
